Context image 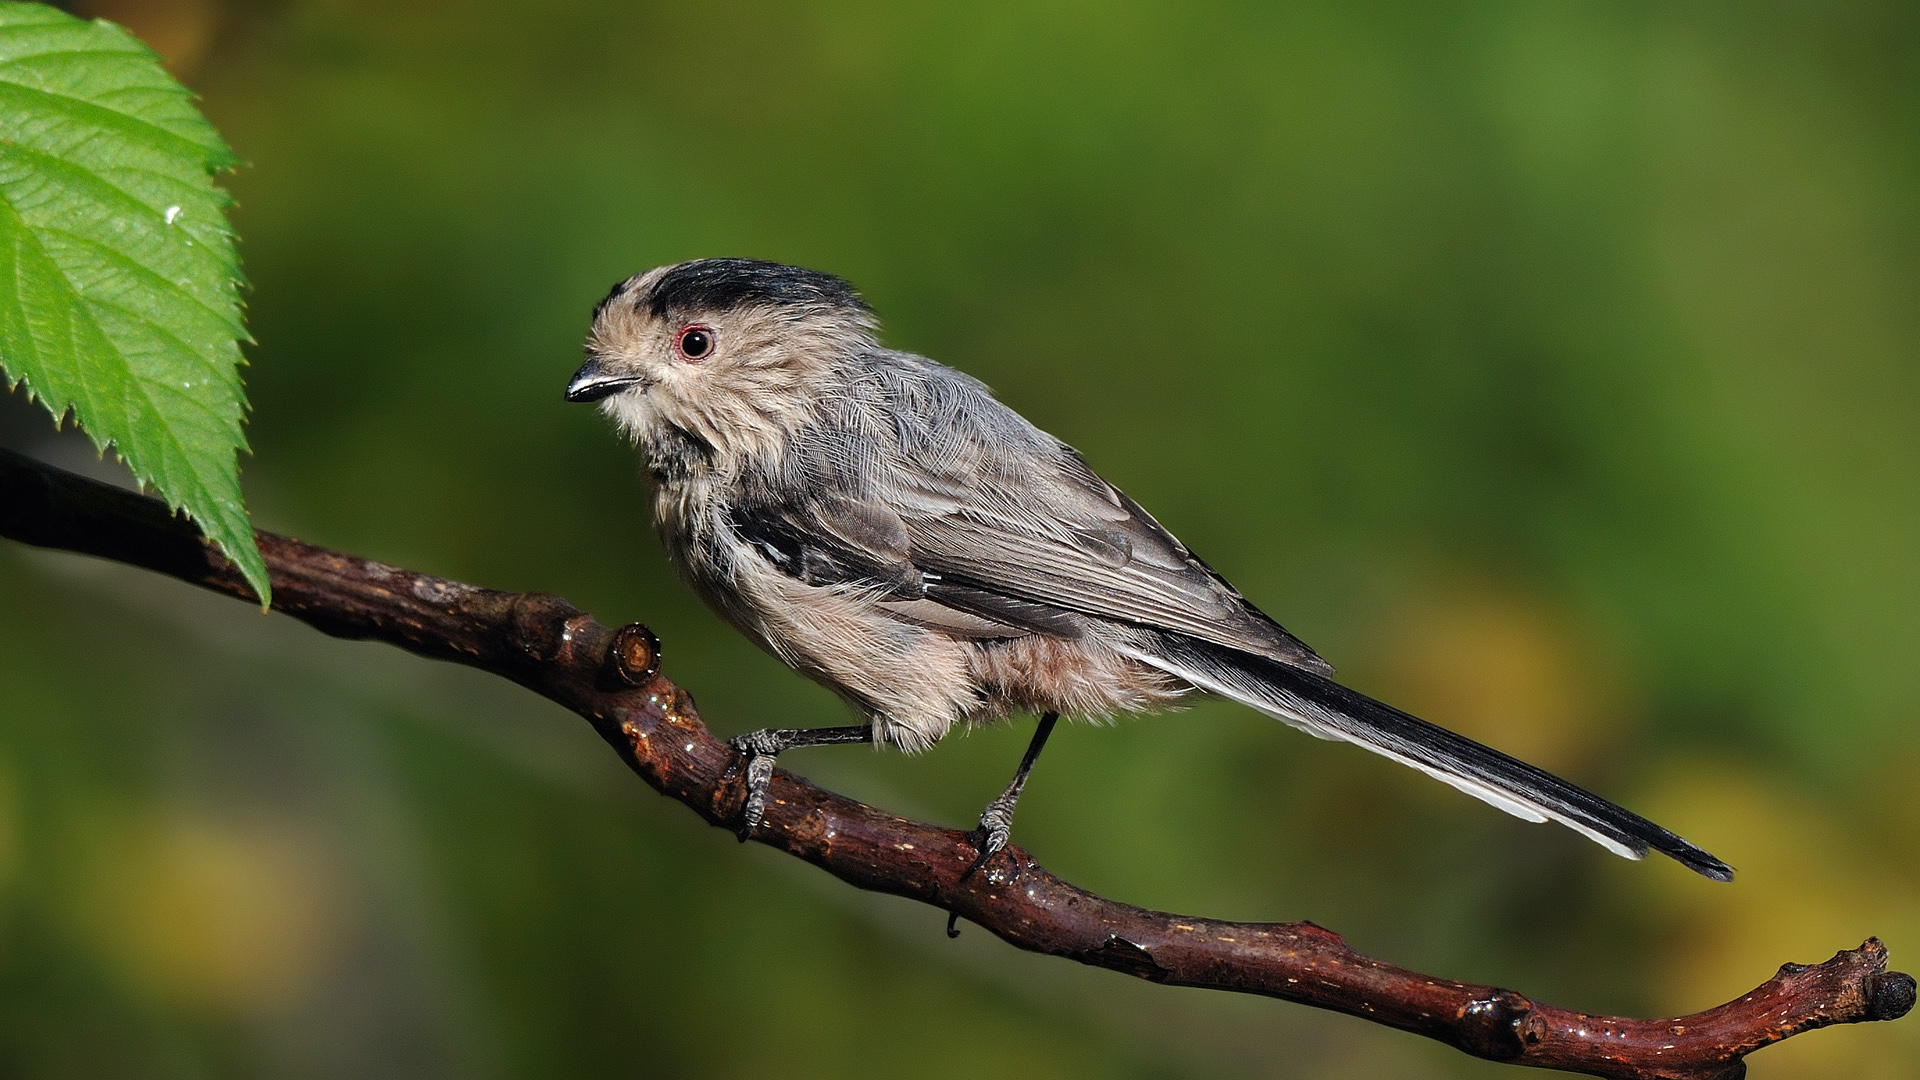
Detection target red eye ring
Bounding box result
[675,324,716,362]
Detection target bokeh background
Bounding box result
[2,0,1917,1075]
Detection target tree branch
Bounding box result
[1,446,1911,1079]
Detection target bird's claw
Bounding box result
[728,733,780,841]
[961,799,1014,881]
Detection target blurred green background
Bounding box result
[2,0,1917,1075]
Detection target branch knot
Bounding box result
[1453,991,1536,1060]
[609,622,662,686]
[1867,970,1917,1022]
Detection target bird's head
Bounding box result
[567,258,878,462]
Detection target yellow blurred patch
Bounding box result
[76,811,335,1015]
[1369,580,1620,774]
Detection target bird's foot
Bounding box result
[727,730,783,841]
[950,797,1016,936]
[949,712,1059,939]
[962,796,1016,881]
[725,724,874,841]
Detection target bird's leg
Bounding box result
[727,724,873,840]
[963,712,1059,880]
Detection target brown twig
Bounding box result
[1,446,1911,1079]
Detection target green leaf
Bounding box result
[0,2,267,603]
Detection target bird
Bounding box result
[565,257,1732,884]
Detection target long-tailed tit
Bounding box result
[567,258,1731,884]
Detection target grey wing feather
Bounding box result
[887,446,1333,674]
[728,489,1055,639]
[740,356,1331,674]
[728,492,923,598]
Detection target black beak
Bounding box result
[565,358,646,403]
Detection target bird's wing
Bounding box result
[886,446,1333,674]
[726,490,1039,638]
[730,489,923,597]
[730,420,1329,673]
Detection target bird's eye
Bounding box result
[676,325,715,361]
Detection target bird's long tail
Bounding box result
[1121,633,1733,882]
